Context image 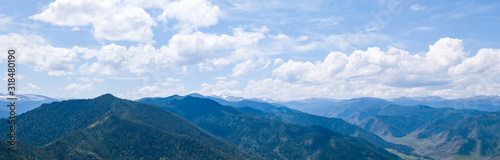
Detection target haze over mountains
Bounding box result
[193,93,500,159]
[2,93,500,159]
[138,95,401,159]
[274,97,500,159]
[0,94,400,159]
[0,94,60,118]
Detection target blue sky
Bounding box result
[0,0,499,100]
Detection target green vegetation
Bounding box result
[237,105,416,155]
[0,94,249,159]
[140,96,402,160]
[325,99,500,159]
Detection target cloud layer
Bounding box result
[2,0,499,99]
[200,38,500,100]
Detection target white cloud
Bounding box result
[133,85,184,97]
[410,4,426,11]
[365,27,378,32]
[273,58,284,65]
[158,0,220,33]
[213,76,227,80]
[165,77,180,82]
[78,25,268,75]
[292,33,390,52]
[63,83,93,95]
[200,80,241,96]
[30,0,156,42]
[19,83,41,94]
[25,83,41,90]
[232,58,271,77]
[273,38,464,86]
[135,86,167,97]
[449,48,500,75]
[232,60,256,77]
[222,37,499,100]
[425,37,465,69]
[0,34,79,75]
[324,33,389,51]
[70,27,80,31]
[156,77,183,86]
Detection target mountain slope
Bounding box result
[281,97,393,118]
[391,96,500,111]
[0,94,249,159]
[43,115,240,160]
[237,106,416,156]
[315,101,500,159]
[139,96,402,160]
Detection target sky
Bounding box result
[0,0,499,100]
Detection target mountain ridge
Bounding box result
[139,95,403,160]
[0,93,250,159]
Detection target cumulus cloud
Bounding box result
[273,38,465,86]
[0,24,269,77]
[30,0,222,41]
[134,86,167,97]
[158,0,220,33]
[0,34,79,75]
[203,38,500,100]
[449,48,500,75]
[30,0,156,42]
[78,25,269,75]
[200,80,242,96]
[232,58,270,77]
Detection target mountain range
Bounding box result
[281,97,500,159]
[138,95,402,159]
[0,93,59,118]
[0,94,249,159]
[191,94,419,157]
[0,94,402,159]
[280,96,500,114]
[3,92,500,159]
[199,94,500,159]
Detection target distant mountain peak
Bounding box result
[187,93,205,98]
[96,93,117,99]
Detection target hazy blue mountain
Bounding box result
[282,97,393,118]
[281,96,500,116]
[186,93,245,106]
[232,100,284,111]
[391,96,500,111]
[313,101,500,159]
[0,93,59,118]
[139,96,402,160]
[0,94,250,159]
[277,96,500,159]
